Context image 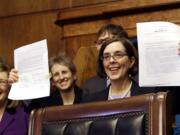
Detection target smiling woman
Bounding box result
[97,37,138,99]
[83,37,159,103]
[25,53,84,112]
[98,38,137,81]
[8,53,84,113]
[0,63,10,115]
[0,59,28,135]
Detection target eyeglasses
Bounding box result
[0,79,9,87]
[101,51,127,61]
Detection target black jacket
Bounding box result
[27,85,83,112]
[83,75,107,95]
[83,80,159,103]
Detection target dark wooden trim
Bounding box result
[55,0,180,25]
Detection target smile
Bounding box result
[59,81,68,85]
[108,65,120,71]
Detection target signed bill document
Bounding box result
[137,21,180,86]
[8,39,50,100]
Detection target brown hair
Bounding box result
[97,24,128,40]
[49,53,77,75]
[0,59,9,72]
[97,37,138,78]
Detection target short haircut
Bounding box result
[97,24,129,39]
[49,53,76,75]
[0,59,9,73]
[97,37,138,78]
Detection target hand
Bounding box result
[8,69,19,85]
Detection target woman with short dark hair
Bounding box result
[83,37,158,102]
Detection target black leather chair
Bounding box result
[28,92,172,135]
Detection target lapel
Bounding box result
[103,86,110,100]
[130,80,139,96]
[131,80,158,96]
[131,80,143,96]
[0,110,14,134]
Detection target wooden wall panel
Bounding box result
[0,0,71,17]
[64,34,102,86]
[111,7,180,37]
[57,0,180,21]
[1,0,179,86]
[0,11,64,66]
[64,34,98,86]
[63,20,108,86]
[0,0,124,69]
[56,0,180,87]
[73,45,98,87]
[58,0,180,37]
[63,20,108,37]
[65,34,99,86]
[0,0,120,17]
[65,34,97,58]
[72,0,118,7]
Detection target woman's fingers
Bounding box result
[8,69,19,84]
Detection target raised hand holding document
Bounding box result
[137,21,180,86]
[8,39,50,100]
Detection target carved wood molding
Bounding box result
[55,0,180,37]
[56,0,180,22]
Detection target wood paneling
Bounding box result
[1,0,179,86]
[0,0,119,74]
[73,45,98,86]
[0,0,130,85]
[57,0,180,21]
[0,0,120,18]
[72,0,118,7]
[0,0,71,17]
[63,20,108,37]
[57,0,180,38]
[65,34,98,86]
[0,11,64,66]
[56,0,180,86]
[111,7,180,36]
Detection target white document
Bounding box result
[137,21,180,86]
[8,39,50,100]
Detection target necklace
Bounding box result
[108,81,132,100]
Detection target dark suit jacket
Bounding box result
[83,74,139,95]
[27,85,83,112]
[83,80,159,103]
[0,107,29,135]
[83,75,107,94]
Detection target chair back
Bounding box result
[28,92,172,135]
